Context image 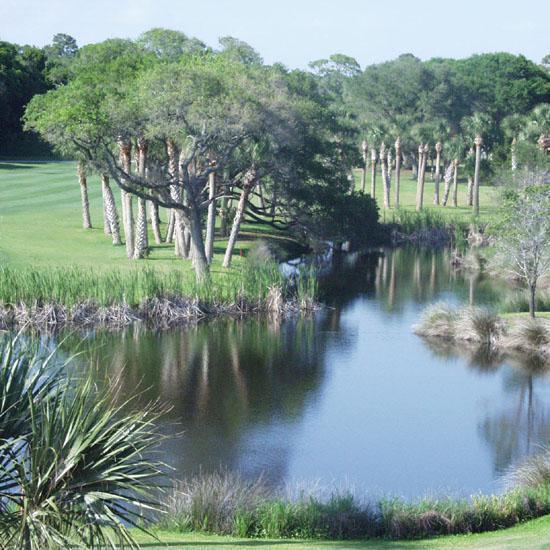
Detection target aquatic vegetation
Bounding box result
[505,448,550,490]
[0,261,319,329]
[157,470,550,541]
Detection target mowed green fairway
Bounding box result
[0,162,501,274]
[135,514,550,549]
[0,161,271,274]
[353,168,500,223]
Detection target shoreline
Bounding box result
[0,295,321,331]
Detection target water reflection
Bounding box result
[51,247,550,496]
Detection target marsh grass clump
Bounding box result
[414,302,459,338]
[503,318,550,356]
[159,470,274,535]
[157,470,550,541]
[505,449,550,490]
[456,307,504,345]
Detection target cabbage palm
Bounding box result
[380,143,391,208]
[360,140,368,193]
[77,161,92,230]
[394,136,402,208]
[0,339,165,549]
[101,174,122,245]
[118,137,135,259]
[133,136,149,259]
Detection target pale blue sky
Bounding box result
[1,0,548,68]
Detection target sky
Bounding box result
[0,0,548,68]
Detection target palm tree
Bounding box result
[370,148,377,198]
[360,140,369,193]
[205,158,217,264]
[380,142,391,208]
[443,136,464,207]
[394,136,402,209]
[461,112,492,216]
[76,161,92,229]
[433,142,442,205]
[133,135,149,259]
[101,174,122,245]
[473,134,483,216]
[150,203,163,244]
[223,168,257,268]
[502,113,525,172]
[415,144,429,212]
[117,136,134,259]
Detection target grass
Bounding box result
[149,470,550,546]
[0,161,295,270]
[0,162,315,314]
[353,167,499,225]
[131,515,550,547]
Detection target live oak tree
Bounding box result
[494,183,550,318]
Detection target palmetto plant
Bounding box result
[0,337,165,549]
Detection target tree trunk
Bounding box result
[101,174,122,245]
[434,142,442,205]
[529,283,536,319]
[150,202,162,244]
[441,162,453,206]
[205,169,217,264]
[380,143,390,209]
[370,149,377,199]
[394,138,401,209]
[77,161,92,229]
[473,136,482,216]
[133,136,149,259]
[187,206,210,282]
[415,145,427,212]
[452,160,459,207]
[223,170,256,269]
[165,210,175,243]
[467,176,474,207]
[166,140,187,258]
[511,138,518,172]
[102,184,111,235]
[118,138,134,258]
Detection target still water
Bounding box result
[66,248,550,499]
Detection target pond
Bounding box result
[62,247,550,499]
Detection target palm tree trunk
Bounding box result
[102,184,111,235]
[205,169,217,264]
[473,135,482,216]
[415,145,426,212]
[380,143,390,208]
[165,210,175,243]
[118,137,134,259]
[441,162,453,206]
[101,174,122,245]
[150,202,162,244]
[223,170,256,269]
[394,138,401,209]
[433,142,442,205]
[133,136,149,259]
[360,140,368,193]
[370,149,377,198]
[166,139,187,258]
[77,161,92,229]
[467,176,473,206]
[452,159,459,207]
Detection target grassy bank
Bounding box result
[0,161,316,325]
[132,515,550,548]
